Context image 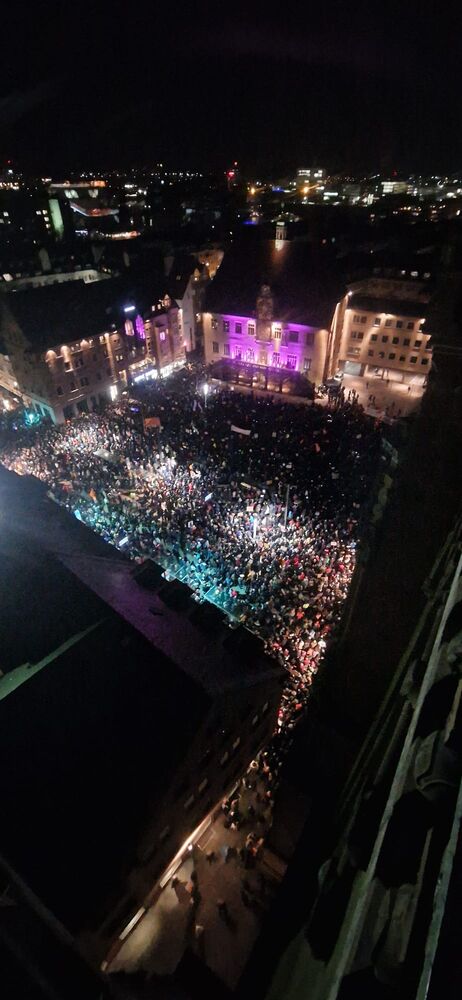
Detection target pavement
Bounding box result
[210,373,425,419]
[108,768,285,990]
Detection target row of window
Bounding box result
[352,331,427,348]
[366,351,429,364]
[56,371,111,394]
[352,314,423,331]
[212,318,312,345]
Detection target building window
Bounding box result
[234,346,242,359]
[396,320,403,329]
[403,338,410,346]
[56,386,63,395]
[360,316,367,324]
[286,354,297,370]
[115,353,124,362]
[356,332,364,341]
[353,314,361,323]
[399,355,406,362]
[368,350,374,357]
[184,794,195,811]
[251,714,259,727]
[273,326,282,339]
[305,331,314,346]
[392,336,399,344]
[235,323,242,335]
[198,778,209,794]
[410,356,417,364]
[382,336,389,343]
[288,331,299,343]
[421,358,429,365]
[370,334,378,342]
[248,322,255,337]
[232,736,241,751]
[272,352,280,366]
[212,341,219,354]
[246,348,254,362]
[223,344,230,357]
[378,351,385,359]
[96,372,102,381]
[223,320,230,333]
[70,380,76,390]
[303,357,311,372]
[211,317,218,330]
[159,331,166,342]
[220,751,229,766]
[414,340,422,348]
[347,348,360,357]
[389,353,396,360]
[374,317,381,326]
[80,377,89,386]
[385,318,392,327]
[159,825,170,842]
[407,322,414,330]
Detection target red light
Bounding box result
[227,170,235,179]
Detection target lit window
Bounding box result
[286,355,297,369]
[198,778,209,794]
[220,751,229,766]
[272,352,280,366]
[223,320,230,333]
[159,331,166,341]
[223,344,230,357]
[246,348,254,362]
[235,322,242,335]
[385,318,392,327]
[184,794,195,810]
[248,322,255,337]
[273,325,282,339]
[303,357,311,371]
[374,317,381,326]
[233,346,242,359]
[232,736,241,751]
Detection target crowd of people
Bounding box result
[0,372,381,765]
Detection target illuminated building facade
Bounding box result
[332,279,432,384]
[0,278,186,421]
[203,230,342,387]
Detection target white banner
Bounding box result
[231,424,251,436]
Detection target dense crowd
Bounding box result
[0,373,381,759]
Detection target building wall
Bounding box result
[0,306,128,422]
[336,302,432,381]
[203,312,328,385]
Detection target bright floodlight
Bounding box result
[202,383,209,396]
[124,304,136,313]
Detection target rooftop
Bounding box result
[348,292,429,318]
[0,273,178,351]
[205,233,344,328]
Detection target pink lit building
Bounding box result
[203,229,343,387]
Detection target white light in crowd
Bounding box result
[202,383,209,396]
[204,492,213,501]
[124,305,136,313]
[110,385,118,400]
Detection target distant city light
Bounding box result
[124,305,136,313]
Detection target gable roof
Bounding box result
[0,274,177,351]
[205,234,344,328]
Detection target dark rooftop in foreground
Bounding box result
[205,234,344,328]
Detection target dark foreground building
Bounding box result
[0,467,283,969]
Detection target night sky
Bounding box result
[1,0,461,176]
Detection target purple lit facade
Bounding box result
[204,312,329,383]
